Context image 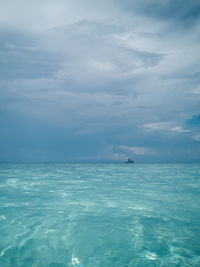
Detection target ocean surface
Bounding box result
[0,163,200,267]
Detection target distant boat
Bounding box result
[125,158,134,163]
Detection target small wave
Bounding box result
[0,244,14,257]
[145,251,158,260]
[71,256,84,266]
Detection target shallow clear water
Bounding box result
[0,163,200,266]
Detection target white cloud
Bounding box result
[142,122,191,133]
[192,134,200,142]
[142,122,174,131]
[190,87,200,95]
[171,126,191,133]
[119,145,154,155]
[89,60,116,72]
[0,0,119,32]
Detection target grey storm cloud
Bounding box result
[118,0,200,26]
[0,0,200,162]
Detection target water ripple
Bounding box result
[0,163,200,266]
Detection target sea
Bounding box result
[0,163,200,267]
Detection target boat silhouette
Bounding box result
[125,158,134,163]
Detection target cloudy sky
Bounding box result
[0,0,200,162]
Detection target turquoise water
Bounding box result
[0,163,200,267]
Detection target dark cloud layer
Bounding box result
[0,0,200,162]
[120,0,200,25]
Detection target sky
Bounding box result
[0,0,200,163]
